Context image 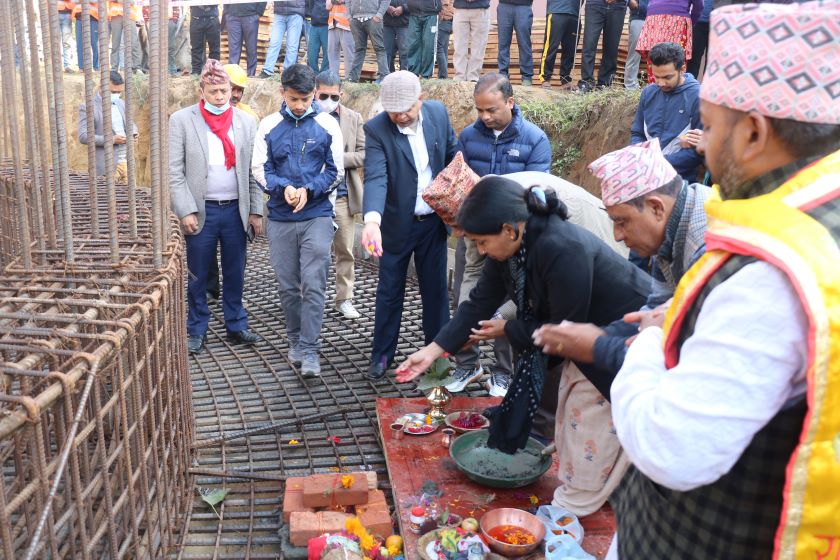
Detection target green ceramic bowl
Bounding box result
[449,429,552,489]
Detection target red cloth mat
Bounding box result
[376,397,615,559]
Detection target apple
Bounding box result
[461,517,479,532]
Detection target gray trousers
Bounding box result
[268,217,335,354]
[349,18,390,81]
[328,27,355,79]
[623,18,644,89]
[110,16,142,71]
[452,236,514,375]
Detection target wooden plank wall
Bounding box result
[219,8,633,85]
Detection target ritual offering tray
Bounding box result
[449,430,552,488]
[397,413,441,435]
[444,411,490,433]
[417,528,504,560]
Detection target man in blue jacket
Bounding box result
[449,73,551,396]
[630,42,703,183]
[361,71,457,380]
[251,64,345,377]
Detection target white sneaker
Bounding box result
[485,371,511,397]
[288,346,303,364]
[445,364,484,393]
[301,354,321,377]
[336,300,361,320]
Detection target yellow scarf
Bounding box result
[663,148,840,559]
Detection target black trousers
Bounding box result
[538,12,577,84]
[190,16,221,74]
[686,20,709,78]
[579,3,624,87]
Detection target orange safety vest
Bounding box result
[328,2,350,30]
[130,4,143,22]
[58,1,76,13]
[108,1,123,18]
[72,1,100,21]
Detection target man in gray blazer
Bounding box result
[78,70,138,181]
[169,59,264,354]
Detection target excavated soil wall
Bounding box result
[58,75,639,197]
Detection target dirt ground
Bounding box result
[57,75,638,197]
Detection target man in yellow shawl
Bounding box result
[607,1,840,558]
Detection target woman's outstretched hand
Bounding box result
[395,343,445,383]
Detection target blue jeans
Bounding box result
[59,12,74,68]
[185,201,248,337]
[307,25,329,72]
[497,3,533,80]
[383,25,409,72]
[75,17,99,71]
[263,14,303,74]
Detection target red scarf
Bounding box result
[199,99,236,170]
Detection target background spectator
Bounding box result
[635,0,703,83]
[58,0,77,71]
[327,0,355,78]
[578,0,627,91]
[259,0,306,77]
[538,0,580,89]
[497,0,534,86]
[347,0,390,82]
[452,0,490,82]
[623,0,648,89]
[306,0,331,72]
[225,2,266,77]
[190,4,222,75]
[383,0,410,72]
[406,0,441,78]
[436,0,455,78]
[686,0,713,78]
[73,0,101,71]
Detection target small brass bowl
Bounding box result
[480,508,545,557]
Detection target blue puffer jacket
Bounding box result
[631,73,703,182]
[457,105,552,176]
[275,0,306,17]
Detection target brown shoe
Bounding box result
[541,81,552,89]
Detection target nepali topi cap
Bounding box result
[379,70,422,113]
[588,139,679,207]
[700,0,840,125]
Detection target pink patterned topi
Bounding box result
[700,0,840,125]
[588,139,679,207]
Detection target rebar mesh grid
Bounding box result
[0,174,193,559]
[183,244,490,559]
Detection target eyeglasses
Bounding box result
[317,93,340,102]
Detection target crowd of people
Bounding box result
[59,0,716,89]
[157,0,840,557]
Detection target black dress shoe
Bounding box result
[188,334,207,354]
[366,360,389,380]
[227,329,261,345]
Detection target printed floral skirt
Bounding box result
[636,14,693,83]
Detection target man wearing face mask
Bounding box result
[315,71,366,320]
[169,59,265,355]
[251,64,345,377]
[78,70,139,183]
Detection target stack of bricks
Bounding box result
[284,471,393,547]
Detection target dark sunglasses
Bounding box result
[317,93,340,102]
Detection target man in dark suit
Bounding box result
[361,70,457,379]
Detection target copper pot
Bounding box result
[480,508,546,557]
